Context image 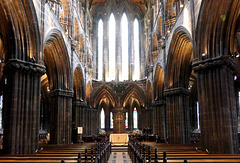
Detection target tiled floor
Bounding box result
[107,152,132,163]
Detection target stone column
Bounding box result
[49,89,73,144]
[72,100,87,129]
[112,107,126,133]
[3,59,45,154]
[192,56,239,154]
[153,100,166,139]
[164,87,190,144]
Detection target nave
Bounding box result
[0,138,240,163]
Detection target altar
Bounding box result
[110,134,129,145]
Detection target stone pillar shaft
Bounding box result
[153,100,166,139]
[50,89,73,144]
[3,59,45,154]
[164,87,190,144]
[193,56,239,154]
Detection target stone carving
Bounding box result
[50,89,74,97]
[192,56,236,72]
[3,59,46,75]
[164,87,189,96]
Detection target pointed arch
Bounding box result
[122,84,145,107]
[166,27,193,88]
[44,29,71,90]
[154,64,164,100]
[146,81,153,108]
[73,66,84,101]
[93,85,116,108]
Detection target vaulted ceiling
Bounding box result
[88,0,150,14]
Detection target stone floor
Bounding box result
[107,152,132,163]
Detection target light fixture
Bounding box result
[201,53,206,60]
[47,87,50,92]
[234,76,237,80]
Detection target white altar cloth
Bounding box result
[110,134,129,145]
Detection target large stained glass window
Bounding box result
[125,112,128,128]
[121,13,128,81]
[133,107,138,129]
[133,19,140,80]
[98,19,103,81]
[110,112,113,129]
[108,13,116,81]
[101,108,105,129]
[196,101,200,129]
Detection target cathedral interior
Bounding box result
[0,0,240,160]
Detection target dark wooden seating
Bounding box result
[0,139,111,162]
[128,138,240,163]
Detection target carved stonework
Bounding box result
[49,89,74,97]
[154,100,166,106]
[192,55,236,73]
[3,59,46,75]
[164,87,189,96]
[73,100,87,107]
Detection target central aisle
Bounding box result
[107,146,132,163]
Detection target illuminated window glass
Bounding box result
[121,13,128,81]
[125,112,128,128]
[108,13,116,81]
[133,107,138,129]
[98,19,103,81]
[110,112,113,129]
[239,92,240,108]
[196,101,200,129]
[101,108,105,129]
[133,19,140,80]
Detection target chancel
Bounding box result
[0,0,240,162]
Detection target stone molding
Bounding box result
[3,59,46,75]
[164,87,189,96]
[154,100,166,106]
[49,89,74,97]
[192,56,236,73]
[73,100,87,107]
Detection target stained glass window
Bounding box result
[108,13,116,81]
[98,19,103,81]
[101,108,105,129]
[133,19,140,80]
[121,13,128,81]
[133,107,138,129]
[125,112,128,128]
[197,101,200,129]
[110,112,113,129]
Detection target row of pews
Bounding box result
[128,138,240,162]
[0,139,110,162]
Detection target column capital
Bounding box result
[3,59,46,76]
[164,87,189,96]
[192,55,236,73]
[153,100,166,106]
[73,100,87,107]
[49,89,74,97]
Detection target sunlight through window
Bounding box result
[98,19,103,81]
[121,13,128,81]
[133,19,140,80]
[108,13,116,81]
[133,107,138,129]
[110,112,113,129]
[101,108,105,129]
[125,112,128,128]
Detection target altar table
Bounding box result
[109,134,129,145]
